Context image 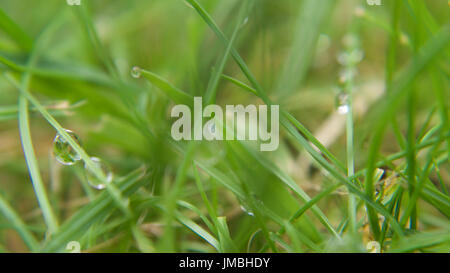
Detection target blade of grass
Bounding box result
[0,196,40,251]
[139,69,193,106]
[42,167,148,252]
[193,169,239,252]
[364,23,450,240]
[72,3,120,79]
[0,8,33,51]
[174,211,220,251]
[222,74,346,173]
[225,144,279,252]
[400,133,446,226]
[204,0,248,105]
[187,0,347,174]
[235,142,340,238]
[5,73,132,217]
[215,217,238,252]
[220,73,405,236]
[18,95,59,233]
[389,229,450,253]
[16,11,65,235]
[159,142,196,252]
[275,0,334,98]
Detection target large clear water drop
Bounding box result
[53,129,82,165]
[131,66,141,78]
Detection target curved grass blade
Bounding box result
[0,8,33,51]
[364,23,450,239]
[42,167,148,252]
[174,211,220,252]
[16,13,65,235]
[0,196,40,251]
[139,69,193,106]
[204,0,248,104]
[5,74,132,217]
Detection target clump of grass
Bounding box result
[0,0,448,253]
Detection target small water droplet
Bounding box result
[337,52,350,65]
[337,104,349,115]
[335,92,349,115]
[131,66,141,78]
[238,197,260,217]
[350,49,364,64]
[240,205,255,216]
[241,17,249,27]
[84,157,113,190]
[338,50,364,66]
[339,68,357,83]
[53,129,82,165]
[342,34,359,48]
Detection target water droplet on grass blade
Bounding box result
[241,17,249,28]
[335,92,349,115]
[131,66,141,78]
[350,49,364,64]
[238,197,257,217]
[84,157,113,190]
[240,205,255,216]
[53,129,82,165]
[339,68,357,83]
[337,104,349,115]
[337,50,364,66]
[337,52,350,66]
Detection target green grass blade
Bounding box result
[364,23,450,239]
[18,96,59,233]
[5,74,132,217]
[42,167,148,252]
[275,0,334,98]
[204,1,248,104]
[73,4,120,79]
[140,69,193,105]
[0,8,33,50]
[174,211,220,251]
[0,195,40,251]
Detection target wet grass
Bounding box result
[0,0,448,252]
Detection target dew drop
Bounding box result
[238,197,258,217]
[339,68,357,83]
[53,129,82,165]
[241,17,249,27]
[84,157,113,190]
[338,50,364,66]
[337,52,350,66]
[240,205,255,216]
[350,49,364,64]
[337,104,349,115]
[131,66,141,78]
[335,92,349,115]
